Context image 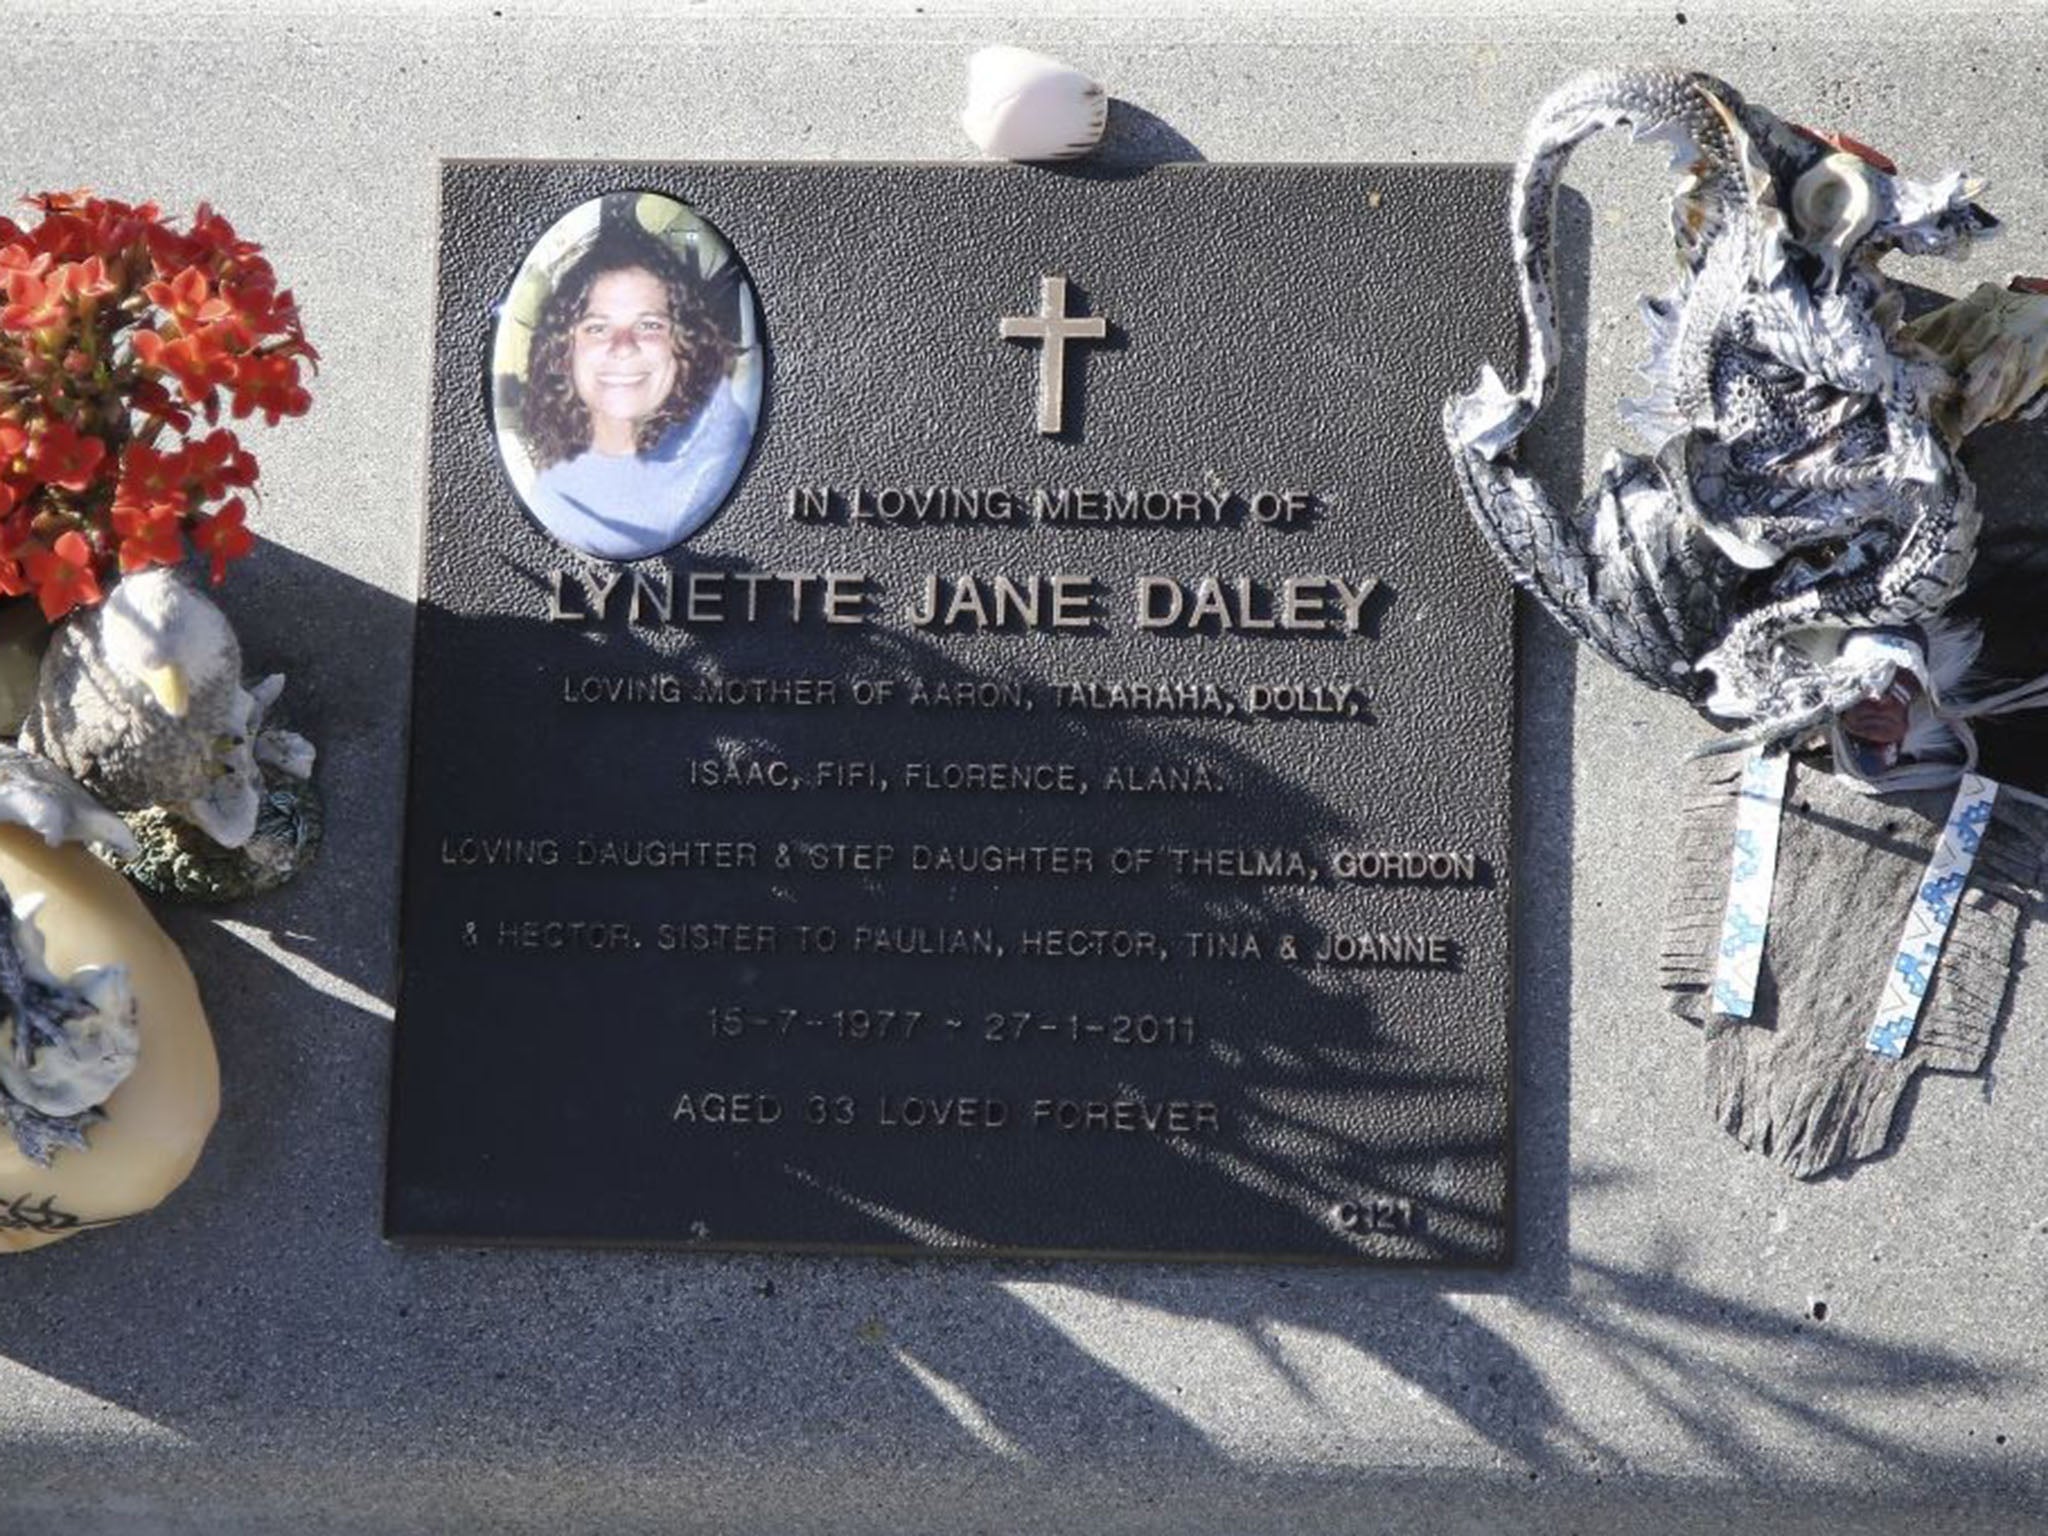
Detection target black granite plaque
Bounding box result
[390,162,1519,1263]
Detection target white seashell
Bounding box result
[960,46,1108,163]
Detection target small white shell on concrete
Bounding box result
[960,45,1108,162]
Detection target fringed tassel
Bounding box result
[1705,1035,1915,1179]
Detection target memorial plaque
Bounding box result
[389,161,1519,1263]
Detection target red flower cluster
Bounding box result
[0,190,315,618]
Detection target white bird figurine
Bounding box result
[18,568,310,850]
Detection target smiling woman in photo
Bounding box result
[494,193,763,561]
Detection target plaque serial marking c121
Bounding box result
[389,162,1521,1265]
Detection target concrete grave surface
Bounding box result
[4,2,2048,1532]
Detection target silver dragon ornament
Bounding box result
[1443,69,2048,769]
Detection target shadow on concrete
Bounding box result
[164,538,416,1011]
[1954,409,2048,793]
[1098,99,1206,168]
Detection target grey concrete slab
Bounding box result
[3,3,2048,1531]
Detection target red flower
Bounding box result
[112,444,190,540]
[228,352,311,424]
[143,222,203,278]
[145,265,233,330]
[128,376,193,435]
[114,504,184,572]
[57,257,115,305]
[1,270,66,335]
[133,324,238,403]
[0,556,27,599]
[187,204,260,263]
[183,428,257,497]
[116,441,187,505]
[27,420,107,491]
[221,277,305,340]
[24,531,102,620]
[190,495,253,583]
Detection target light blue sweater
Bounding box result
[529,379,753,560]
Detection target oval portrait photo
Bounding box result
[490,190,764,561]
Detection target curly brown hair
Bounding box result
[520,223,734,470]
